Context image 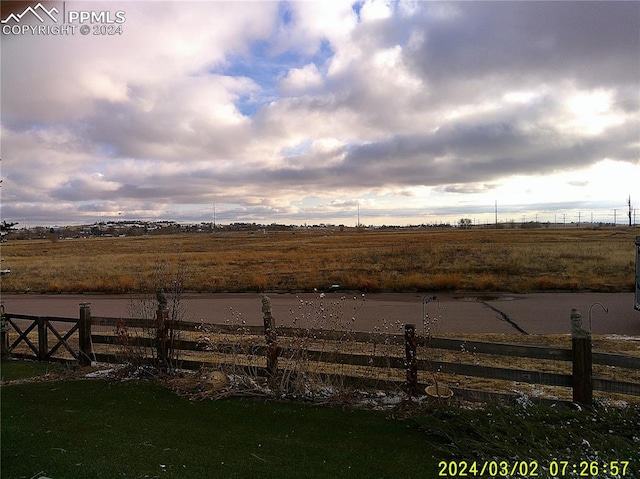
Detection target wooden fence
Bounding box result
[2,299,639,405]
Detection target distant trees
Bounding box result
[458,218,472,229]
[0,221,18,233]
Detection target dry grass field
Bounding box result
[0,227,637,294]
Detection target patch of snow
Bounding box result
[604,334,640,341]
[85,368,118,378]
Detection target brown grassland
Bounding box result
[0,227,637,294]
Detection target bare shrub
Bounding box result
[192,293,386,403]
[119,258,189,371]
[277,293,385,400]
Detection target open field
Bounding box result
[1,227,637,294]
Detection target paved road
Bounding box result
[2,292,639,336]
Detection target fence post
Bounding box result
[37,316,48,361]
[0,302,9,358]
[405,323,418,397]
[156,306,170,372]
[571,308,592,405]
[262,295,279,384]
[78,303,93,366]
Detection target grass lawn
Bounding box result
[0,358,70,382]
[1,379,433,479]
[2,360,639,479]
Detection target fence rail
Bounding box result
[1,299,639,405]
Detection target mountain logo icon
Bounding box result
[1,3,59,24]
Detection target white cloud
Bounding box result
[274,1,357,55]
[563,88,624,135]
[279,63,324,95]
[81,72,129,103]
[359,0,393,22]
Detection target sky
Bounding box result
[1,0,639,227]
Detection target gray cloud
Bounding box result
[254,119,637,190]
[404,1,639,88]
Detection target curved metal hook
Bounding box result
[422,294,444,326]
[588,302,608,332]
[422,294,436,303]
[422,294,444,310]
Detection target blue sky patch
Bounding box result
[215,36,334,117]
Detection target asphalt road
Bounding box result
[2,292,639,336]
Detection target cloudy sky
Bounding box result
[1,0,639,227]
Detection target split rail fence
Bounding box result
[2,300,639,405]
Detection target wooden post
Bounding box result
[405,323,418,397]
[78,303,93,366]
[635,236,640,311]
[156,307,170,371]
[37,316,48,361]
[262,295,279,384]
[571,308,592,405]
[0,302,9,358]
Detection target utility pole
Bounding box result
[495,200,498,228]
[614,209,617,226]
[213,203,216,231]
[627,195,632,227]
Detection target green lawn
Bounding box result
[0,358,69,382]
[1,379,434,479]
[2,360,639,479]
